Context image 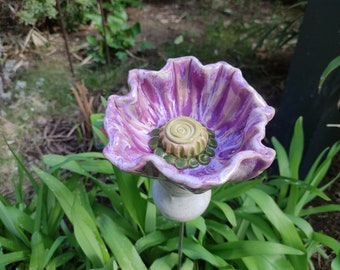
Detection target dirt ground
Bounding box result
[0,1,339,269]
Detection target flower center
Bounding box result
[148,116,217,169]
[160,116,208,157]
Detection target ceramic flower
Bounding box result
[103,56,275,191]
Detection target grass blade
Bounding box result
[271,137,290,177]
[135,231,171,254]
[72,198,110,267]
[98,214,148,270]
[34,166,110,267]
[0,251,29,268]
[211,200,237,227]
[0,200,30,247]
[150,253,178,270]
[113,167,147,233]
[212,178,262,202]
[33,166,75,222]
[300,204,340,216]
[288,117,304,179]
[43,236,66,268]
[210,240,304,259]
[29,231,45,270]
[4,136,39,192]
[312,232,340,254]
[42,153,114,175]
[319,55,340,90]
[206,219,238,242]
[246,188,307,269]
[163,238,229,268]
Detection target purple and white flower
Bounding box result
[103,56,275,191]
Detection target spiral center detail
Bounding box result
[148,116,217,169]
[165,117,201,144]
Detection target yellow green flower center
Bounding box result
[148,116,217,169]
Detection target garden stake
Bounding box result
[178,222,185,270]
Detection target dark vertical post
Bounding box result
[269,0,340,175]
[56,0,75,76]
[98,0,111,66]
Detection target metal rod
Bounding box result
[178,222,185,270]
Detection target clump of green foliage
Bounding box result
[1,117,339,269]
[18,0,58,26]
[85,0,142,63]
[16,0,142,63]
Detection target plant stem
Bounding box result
[56,0,74,77]
[97,0,111,66]
[178,222,185,270]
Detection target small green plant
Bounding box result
[0,117,339,269]
[235,2,305,55]
[61,0,94,32]
[18,0,58,26]
[85,0,142,63]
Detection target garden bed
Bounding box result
[0,1,339,269]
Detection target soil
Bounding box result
[0,1,339,269]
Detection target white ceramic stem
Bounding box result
[152,180,211,222]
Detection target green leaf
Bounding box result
[312,232,340,254]
[145,201,157,234]
[243,255,294,270]
[288,117,304,179]
[246,188,307,269]
[135,231,170,254]
[300,204,340,216]
[34,166,110,267]
[42,153,113,175]
[43,236,66,268]
[6,207,35,234]
[210,240,304,259]
[46,252,74,270]
[113,167,147,233]
[163,238,228,268]
[187,216,207,243]
[211,201,237,227]
[0,236,25,251]
[212,178,262,202]
[269,177,330,201]
[98,215,148,270]
[181,258,195,270]
[271,137,291,178]
[33,166,75,222]
[72,198,110,267]
[0,200,30,246]
[174,35,184,45]
[150,253,178,270]
[331,255,340,270]
[286,215,313,239]
[29,232,45,270]
[4,136,39,192]
[206,219,238,242]
[235,212,277,242]
[296,142,340,213]
[0,251,29,268]
[86,35,99,46]
[319,55,340,90]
